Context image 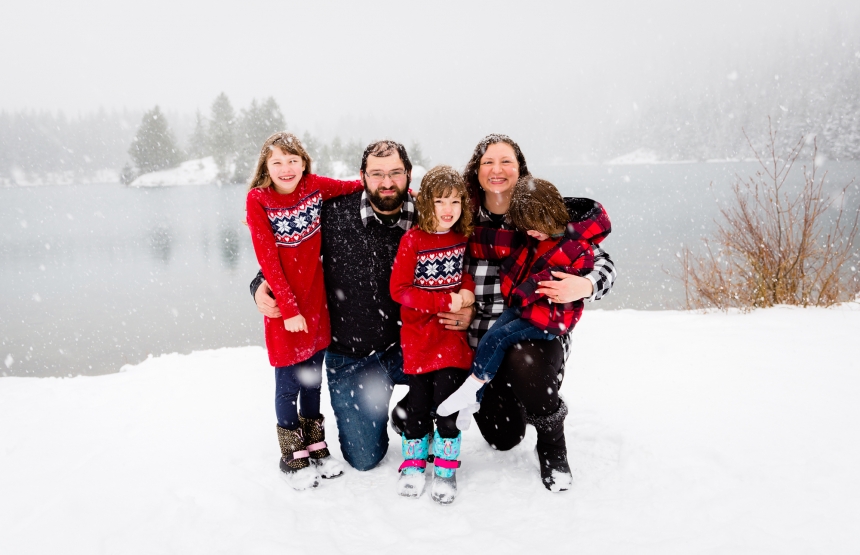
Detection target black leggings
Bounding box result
[404,367,467,440]
[473,338,565,451]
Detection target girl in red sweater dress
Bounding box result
[245,132,361,491]
[389,165,475,504]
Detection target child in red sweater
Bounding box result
[389,165,475,504]
[438,177,611,427]
[245,132,361,491]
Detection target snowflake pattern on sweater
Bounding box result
[265,191,322,247]
[391,229,475,374]
[414,244,466,289]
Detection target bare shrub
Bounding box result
[675,119,860,311]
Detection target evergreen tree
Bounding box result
[304,132,332,176]
[232,97,286,183]
[185,110,209,160]
[0,111,11,178]
[328,136,344,164]
[208,93,236,182]
[409,141,427,167]
[260,97,285,131]
[301,131,322,170]
[128,106,182,174]
[343,138,363,173]
[119,162,136,185]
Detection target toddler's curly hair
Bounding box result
[415,165,473,236]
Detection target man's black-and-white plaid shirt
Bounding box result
[359,191,416,230]
[465,205,617,357]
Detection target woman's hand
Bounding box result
[437,305,475,331]
[535,271,594,303]
[526,230,550,241]
[284,314,308,333]
[254,280,282,318]
[460,289,475,308]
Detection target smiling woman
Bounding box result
[440,133,618,492]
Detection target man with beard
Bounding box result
[251,140,472,471]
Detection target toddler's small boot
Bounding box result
[527,398,572,492]
[299,414,344,479]
[397,434,429,498]
[277,425,320,491]
[430,430,461,505]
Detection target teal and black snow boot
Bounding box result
[397,433,429,498]
[430,430,461,505]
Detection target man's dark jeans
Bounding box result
[324,344,408,471]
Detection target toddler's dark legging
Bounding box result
[274,349,325,430]
[403,367,468,440]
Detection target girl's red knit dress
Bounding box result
[246,174,361,367]
[390,228,475,374]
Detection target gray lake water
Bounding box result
[2,161,858,377]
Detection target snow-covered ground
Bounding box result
[129,157,219,187]
[2,305,859,554]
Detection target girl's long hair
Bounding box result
[247,132,312,191]
[415,165,473,236]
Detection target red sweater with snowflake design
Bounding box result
[246,174,361,367]
[390,228,475,375]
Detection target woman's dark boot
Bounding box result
[299,414,344,479]
[526,398,572,492]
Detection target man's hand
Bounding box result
[536,271,594,304]
[460,289,475,308]
[284,314,308,332]
[254,280,282,318]
[437,305,475,331]
[449,292,463,313]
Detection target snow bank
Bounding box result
[126,160,425,188]
[606,148,661,165]
[605,148,698,165]
[129,157,219,187]
[2,305,859,554]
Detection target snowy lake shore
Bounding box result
[2,305,859,554]
[4,162,859,378]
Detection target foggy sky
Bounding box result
[3,0,859,163]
